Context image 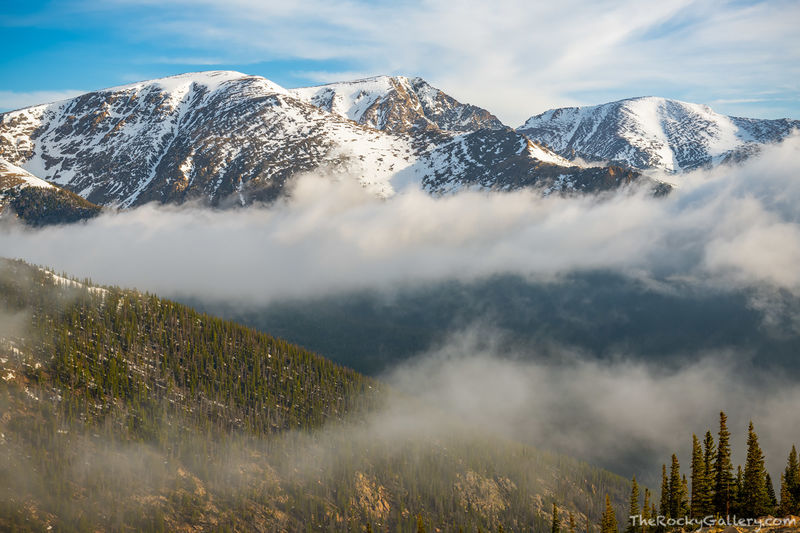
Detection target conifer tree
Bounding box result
[734,465,744,515]
[784,445,800,515]
[780,473,793,516]
[569,511,577,533]
[702,431,716,515]
[553,502,561,533]
[714,412,734,516]
[669,454,687,518]
[766,473,778,513]
[602,494,618,533]
[660,464,670,518]
[741,421,770,517]
[691,434,707,519]
[681,475,690,518]
[626,477,640,533]
[642,488,651,533]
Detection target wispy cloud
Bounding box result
[0,90,87,112]
[87,0,800,124]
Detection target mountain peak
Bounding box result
[101,70,287,96]
[518,97,799,172]
[290,75,505,133]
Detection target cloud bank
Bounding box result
[1,135,799,309]
[380,329,800,486]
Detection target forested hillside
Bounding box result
[0,258,630,532]
[2,186,102,226]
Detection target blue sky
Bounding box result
[1,0,798,125]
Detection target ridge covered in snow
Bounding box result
[0,158,54,191]
[290,75,505,134]
[0,71,663,208]
[518,96,800,172]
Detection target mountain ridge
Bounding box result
[0,72,731,208]
[518,95,799,173]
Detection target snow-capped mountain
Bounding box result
[0,71,417,206]
[0,158,101,225]
[0,71,657,208]
[518,96,800,172]
[289,75,504,134]
[0,158,54,192]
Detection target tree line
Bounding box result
[598,411,800,533]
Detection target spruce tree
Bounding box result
[741,421,770,517]
[691,434,707,519]
[714,412,734,516]
[780,473,793,516]
[602,494,618,533]
[784,445,800,515]
[702,431,716,515]
[626,477,640,533]
[642,489,651,533]
[669,454,686,518]
[660,464,670,518]
[734,465,744,515]
[553,502,561,533]
[681,475,690,518]
[766,473,778,513]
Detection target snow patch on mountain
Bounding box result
[519,96,800,173]
[290,75,505,134]
[0,159,54,190]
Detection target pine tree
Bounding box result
[569,512,577,533]
[641,488,651,533]
[681,475,690,518]
[660,464,670,518]
[669,454,687,518]
[766,473,778,514]
[734,465,744,515]
[714,412,735,516]
[691,434,707,519]
[702,431,716,515]
[741,421,770,517]
[780,473,793,516]
[602,494,618,533]
[783,445,800,515]
[553,502,561,533]
[626,477,640,533]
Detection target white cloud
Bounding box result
[0,90,87,112]
[0,134,799,306]
[98,0,800,124]
[381,330,800,484]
